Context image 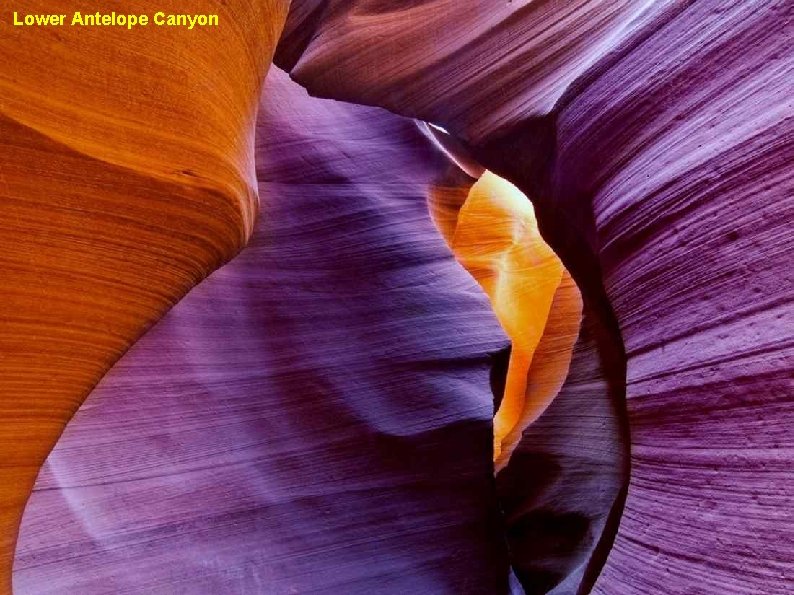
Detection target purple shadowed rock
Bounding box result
[14,69,512,594]
[276,1,794,593]
[496,305,628,595]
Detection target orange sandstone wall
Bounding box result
[0,2,288,591]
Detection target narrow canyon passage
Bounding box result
[0,1,789,593]
[14,68,629,595]
[274,2,792,592]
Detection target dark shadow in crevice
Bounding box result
[490,345,512,413]
[468,116,631,595]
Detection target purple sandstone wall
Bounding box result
[15,70,511,594]
[275,1,794,593]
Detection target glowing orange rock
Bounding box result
[500,270,583,469]
[432,171,582,469]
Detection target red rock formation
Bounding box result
[2,0,789,591]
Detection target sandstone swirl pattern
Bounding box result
[15,69,513,594]
[1,1,790,593]
[428,171,582,471]
[0,1,287,592]
[276,1,793,593]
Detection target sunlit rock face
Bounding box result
[428,171,581,470]
[428,168,623,593]
[15,69,512,594]
[277,1,793,593]
[0,2,287,592]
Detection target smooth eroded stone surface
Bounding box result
[15,69,512,594]
[429,171,581,470]
[500,272,582,471]
[570,4,794,592]
[275,0,673,143]
[481,2,793,593]
[278,0,792,592]
[497,304,628,595]
[0,2,287,591]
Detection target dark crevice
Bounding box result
[423,113,630,593]
[469,116,631,594]
[490,345,512,413]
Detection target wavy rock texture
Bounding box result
[0,2,287,592]
[429,171,581,470]
[565,5,794,593]
[425,146,624,595]
[277,0,793,592]
[500,272,581,470]
[497,304,628,595]
[275,0,671,144]
[15,69,513,594]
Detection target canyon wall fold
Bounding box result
[3,0,789,592]
[15,69,513,595]
[428,170,582,471]
[276,1,793,592]
[496,304,628,595]
[0,2,288,592]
